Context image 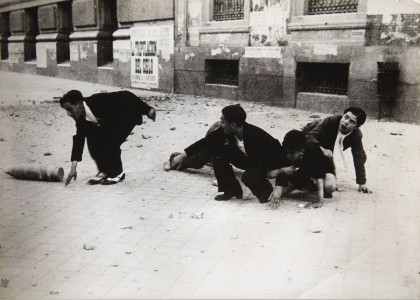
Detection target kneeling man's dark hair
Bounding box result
[222,104,246,126]
[283,130,306,151]
[344,107,366,127]
[60,90,83,107]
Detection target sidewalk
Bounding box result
[0,71,419,299]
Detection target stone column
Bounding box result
[36,2,72,76]
[69,0,116,82]
[8,8,38,68]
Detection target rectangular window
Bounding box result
[308,0,358,15]
[58,2,72,64]
[1,13,10,60]
[98,0,117,66]
[25,7,38,61]
[205,59,239,86]
[213,0,244,21]
[377,62,399,100]
[296,62,349,95]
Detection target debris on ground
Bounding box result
[191,213,204,219]
[1,279,9,288]
[83,244,95,250]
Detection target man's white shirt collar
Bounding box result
[83,102,99,124]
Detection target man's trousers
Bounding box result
[212,145,274,203]
[85,111,139,178]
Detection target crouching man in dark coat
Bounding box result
[172,105,287,202]
[60,90,156,186]
[302,107,372,197]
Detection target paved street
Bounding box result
[0,71,419,299]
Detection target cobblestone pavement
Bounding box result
[0,71,419,299]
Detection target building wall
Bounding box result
[0,0,175,93]
[175,0,293,104]
[0,0,419,123]
[286,0,420,123]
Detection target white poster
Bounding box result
[70,43,79,61]
[113,40,131,63]
[36,42,56,68]
[36,44,47,68]
[8,43,23,63]
[244,46,282,58]
[130,25,174,89]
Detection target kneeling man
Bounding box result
[172,105,284,202]
[302,107,372,196]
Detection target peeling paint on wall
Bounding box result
[367,14,420,46]
[211,44,231,56]
[80,45,88,60]
[249,0,290,46]
[113,40,131,63]
[185,52,195,60]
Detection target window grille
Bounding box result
[308,0,358,15]
[206,59,239,86]
[214,0,244,21]
[296,62,349,95]
[377,62,399,101]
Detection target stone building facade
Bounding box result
[1,0,419,123]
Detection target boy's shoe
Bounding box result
[101,172,125,185]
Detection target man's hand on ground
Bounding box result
[147,107,156,121]
[65,161,78,186]
[172,152,187,170]
[358,184,372,194]
[268,186,283,209]
[65,169,77,186]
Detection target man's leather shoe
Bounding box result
[87,172,107,185]
[324,190,333,198]
[101,173,125,185]
[214,192,243,201]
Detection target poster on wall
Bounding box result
[130,25,174,89]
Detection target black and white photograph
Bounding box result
[0,0,419,299]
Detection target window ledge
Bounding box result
[98,63,114,70]
[199,20,249,34]
[205,83,238,88]
[58,61,71,67]
[289,13,368,31]
[298,92,348,99]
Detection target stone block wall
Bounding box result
[0,0,418,123]
[174,0,292,106]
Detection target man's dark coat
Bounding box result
[302,115,367,184]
